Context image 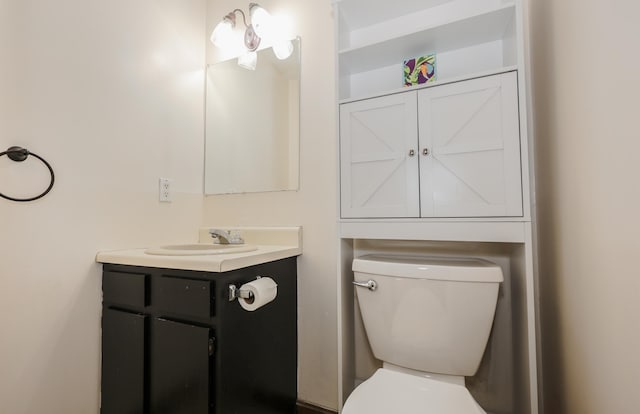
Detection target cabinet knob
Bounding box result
[408,149,416,157]
[422,148,430,156]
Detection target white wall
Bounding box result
[0,1,206,413]
[530,1,640,413]
[204,0,338,409]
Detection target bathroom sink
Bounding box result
[144,243,257,256]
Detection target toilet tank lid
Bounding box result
[353,255,503,283]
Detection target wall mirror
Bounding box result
[204,38,300,195]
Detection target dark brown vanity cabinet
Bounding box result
[100,258,297,414]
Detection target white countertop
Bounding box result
[95,227,302,273]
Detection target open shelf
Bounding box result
[338,217,530,243]
[337,0,517,100]
[338,0,455,32]
[339,2,515,75]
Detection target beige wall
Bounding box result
[0,0,338,411]
[204,0,338,409]
[0,1,206,413]
[530,1,640,413]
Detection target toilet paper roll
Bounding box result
[238,277,278,311]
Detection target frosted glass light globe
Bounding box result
[272,40,294,60]
[249,3,273,38]
[210,18,234,48]
[237,51,258,70]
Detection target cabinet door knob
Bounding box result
[408,149,416,157]
[422,148,430,156]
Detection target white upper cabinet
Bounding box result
[340,92,420,218]
[337,0,530,221]
[337,0,518,101]
[418,72,522,217]
[340,72,522,219]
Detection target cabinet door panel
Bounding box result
[418,72,523,217]
[150,319,213,414]
[101,308,145,414]
[340,92,420,218]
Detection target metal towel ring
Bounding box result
[0,146,55,202]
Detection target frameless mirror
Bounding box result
[205,38,300,195]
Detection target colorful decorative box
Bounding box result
[403,54,436,87]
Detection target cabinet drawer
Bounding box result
[154,276,213,319]
[103,271,147,308]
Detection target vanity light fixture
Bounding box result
[210,2,294,69]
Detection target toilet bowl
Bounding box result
[343,255,503,414]
[343,365,485,414]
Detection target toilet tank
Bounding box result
[353,255,503,377]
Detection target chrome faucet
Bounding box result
[209,229,244,245]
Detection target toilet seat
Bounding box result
[342,368,486,414]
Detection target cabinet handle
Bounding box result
[408,149,416,157]
[422,148,430,156]
[208,337,215,356]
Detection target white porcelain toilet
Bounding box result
[343,255,503,414]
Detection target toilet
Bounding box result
[343,255,503,414]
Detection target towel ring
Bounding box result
[0,146,55,202]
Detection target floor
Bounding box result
[296,401,338,414]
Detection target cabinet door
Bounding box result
[101,308,146,414]
[418,72,523,217]
[340,92,419,218]
[150,319,213,414]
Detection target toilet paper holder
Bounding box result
[228,276,261,302]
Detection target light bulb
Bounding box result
[210,17,234,48]
[272,40,293,60]
[237,51,258,70]
[249,3,273,38]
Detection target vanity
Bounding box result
[96,227,302,414]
